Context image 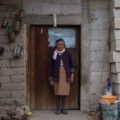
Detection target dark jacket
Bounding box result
[49,50,75,81]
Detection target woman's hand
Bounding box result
[70,73,74,83]
[50,81,54,86]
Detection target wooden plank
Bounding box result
[26,24,31,108]
[29,25,80,109]
[0,0,22,5]
[30,26,36,109]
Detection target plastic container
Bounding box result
[101,104,118,120]
[117,102,120,117]
[101,95,117,104]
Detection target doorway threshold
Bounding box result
[29,110,89,120]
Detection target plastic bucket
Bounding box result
[101,104,118,120]
[117,102,120,117]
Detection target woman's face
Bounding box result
[56,41,65,51]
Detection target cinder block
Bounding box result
[91,19,109,30]
[90,81,102,94]
[109,51,120,62]
[91,30,108,41]
[111,40,120,51]
[0,76,10,83]
[114,30,120,40]
[111,63,120,73]
[0,51,13,59]
[11,90,25,98]
[70,0,82,4]
[90,72,109,82]
[11,75,25,83]
[89,0,109,10]
[58,14,82,25]
[114,18,120,29]
[0,28,7,36]
[0,60,9,68]
[0,35,9,43]
[114,0,120,8]
[0,82,25,91]
[116,40,120,51]
[90,51,105,62]
[0,43,10,51]
[51,0,73,4]
[23,1,42,14]
[41,4,61,14]
[0,98,14,105]
[90,10,109,22]
[0,68,25,76]
[90,41,103,51]
[0,91,10,98]
[111,73,120,83]
[61,4,82,15]
[90,62,109,72]
[113,9,120,19]
[112,83,120,94]
[10,59,24,67]
[0,98,26,106]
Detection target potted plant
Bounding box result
[7,25,15,43]
[13,11,22,32]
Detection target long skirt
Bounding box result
[54,66,70,96]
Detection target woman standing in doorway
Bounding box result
[49,39,75,115]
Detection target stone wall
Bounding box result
[0,5,26,107]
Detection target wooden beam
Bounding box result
[0,0,22,6]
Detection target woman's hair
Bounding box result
[55,38,66,48]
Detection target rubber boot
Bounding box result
[61,96,68,114]
[55,96,62,114]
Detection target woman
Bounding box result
[49,39,75,115]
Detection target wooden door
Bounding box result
[29,25,80,110]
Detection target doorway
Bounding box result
[28,25,81,110]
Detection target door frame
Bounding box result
[26,25,81,110]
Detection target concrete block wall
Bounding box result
[23,0,82,15]
[0,5,26,107]
[0,0,111,110]
[110,0,120,97]
[89,0,110,105]
[23,0,110,110]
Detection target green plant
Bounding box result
[14,13,22,21]
[6,25,13,33]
